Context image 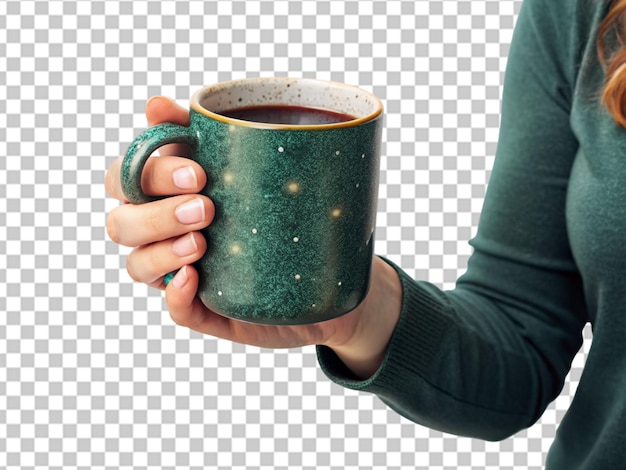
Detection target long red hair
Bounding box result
[598,0,626,127]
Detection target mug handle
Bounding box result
[121,122,199,204]
[121,122,199,286]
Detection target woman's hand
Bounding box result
[105,96,403,379]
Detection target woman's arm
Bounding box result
[318,0,590,441]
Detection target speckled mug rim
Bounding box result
[189,77,383,131]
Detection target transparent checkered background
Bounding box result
[0,0,592,469]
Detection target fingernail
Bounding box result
[172,265,189,289]
[146,95,160,107]
[175,198,205,225]
[172,233,198,257]
[146,96,163,125]
[173,166,197,190]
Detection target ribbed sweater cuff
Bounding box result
[317,257,452,393]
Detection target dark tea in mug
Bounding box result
[219,104,357,125]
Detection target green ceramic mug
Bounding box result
[122,77,383,325]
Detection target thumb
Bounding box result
[145,96,193,157]
[146,96,190,126]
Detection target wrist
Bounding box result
[325,256,403,379]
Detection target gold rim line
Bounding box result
[189,78,384,130]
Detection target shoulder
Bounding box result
[507,0,608,102]
[519,0,603,22]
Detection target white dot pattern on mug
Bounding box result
[185,119,379,324]
[1,0,590,469]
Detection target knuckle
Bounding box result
[146,205,163,234]
[104,169,114,196]
[125,255,142,283]
[147,245,167,275]
[104,158,123,199]
[127,244,168,285]
[106,214,120,244]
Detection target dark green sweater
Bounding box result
[317,0,626,467]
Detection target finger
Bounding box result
[140,155,206,197]
[166,265,236,335]
[146,96,193,157]
[106,156,207,202]
[105,156,129,203]
[106,195,215,247]
[166,268,310,348]
[146,96,189,126]
[126,232,207,287]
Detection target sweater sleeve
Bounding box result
[317,0,590,441]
